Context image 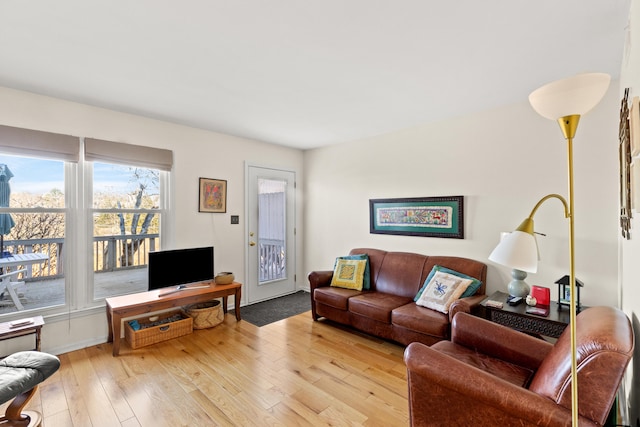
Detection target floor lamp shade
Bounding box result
[488,230,538,273]
[529,73,611,119]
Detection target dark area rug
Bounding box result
[231,290,311,327]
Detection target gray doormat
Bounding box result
[231,290,311,327]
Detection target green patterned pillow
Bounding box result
[330,258,367,291]
[415,265,482,301]
[334,254,371,289]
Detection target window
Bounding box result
[91,162,161,299]
[0,126,172,318]
[0,155,67,314]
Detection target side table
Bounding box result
[479,291,582,339]
[0,316,44,356]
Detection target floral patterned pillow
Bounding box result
[415,271,472,313]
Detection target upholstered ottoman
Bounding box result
[0,351,60,427]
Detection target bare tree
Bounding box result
[102,168,159,269]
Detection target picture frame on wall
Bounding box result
[631,96,640,157]
[369,196,464,239]
[199,177,227,213]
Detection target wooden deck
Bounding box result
[0,268,148,315]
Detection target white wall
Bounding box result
[303,85,620,308]
[0,86,304,355]
[620,0,640,423]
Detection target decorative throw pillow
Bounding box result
[414,265,482,301]
[334,254,371,289]
[330,258,367,291]
[415,271,473,314]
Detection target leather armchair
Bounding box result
[404,306,634,427]
[0,351,60,426]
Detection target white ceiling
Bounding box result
[0,1,631,150]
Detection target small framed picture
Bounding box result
[199,178,227,213]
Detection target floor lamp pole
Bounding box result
[559,114,579,426]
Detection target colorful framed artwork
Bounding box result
[631,96,640,157]
[369,196,464,239]
[620,89,632,239]
[199,178,227,213]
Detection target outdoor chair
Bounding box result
[0,269,26,310]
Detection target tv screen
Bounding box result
[147,246,214,291]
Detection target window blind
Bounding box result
[84,138,173,171]
[0,124,80,162]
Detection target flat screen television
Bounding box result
[147,246,214,291]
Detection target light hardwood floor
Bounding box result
[4,311,409,427]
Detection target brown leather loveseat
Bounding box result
[308,248,487,346]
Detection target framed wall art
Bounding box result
[369,196,464,239]
[619,89,632,238]
[631,95,640,157]
[199,177,227,213]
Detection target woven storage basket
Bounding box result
[125,310,193,349]
[185,300,224,329]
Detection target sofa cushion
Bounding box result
[391,303,449,338]
[335,254,371,289]
[349,292,413,323]
[331,258,367,290]
[415,271,472,313]
[374,251,427,298]
[431,340,535,387]
[314,287,362,311]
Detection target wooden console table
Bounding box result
[106,281,241,356]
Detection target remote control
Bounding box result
[508,296,523,306]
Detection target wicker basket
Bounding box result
[184,300,224,329]
[214,272,235,285]
[125,310,193,349]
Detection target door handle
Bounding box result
[249,241,256,246]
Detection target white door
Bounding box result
[245,165,296,303]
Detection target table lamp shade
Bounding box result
[488,230,538,273]
[528,72,611,120]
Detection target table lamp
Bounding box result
[489,72,610,426]
[492,232,534,298]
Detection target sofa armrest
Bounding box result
[450,312,553,371]
[404,342,596,427]
[448,294,486,322]
[308,270,333,291]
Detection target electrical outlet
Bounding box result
[230,215,239,224]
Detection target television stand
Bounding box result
[106,281,241,356]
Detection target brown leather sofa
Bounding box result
[404,306,634,426]
[308,248,487,346]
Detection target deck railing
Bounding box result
[3,234,283,283]
[1,234,159,280]
[259,238,286,282]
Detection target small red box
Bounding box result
[530,285,550,306]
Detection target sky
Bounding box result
[0,155,147,196]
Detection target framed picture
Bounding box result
[619,89,632,238]
[369,196,464,239]
[631,96,640,157]
[199,178,227,213]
